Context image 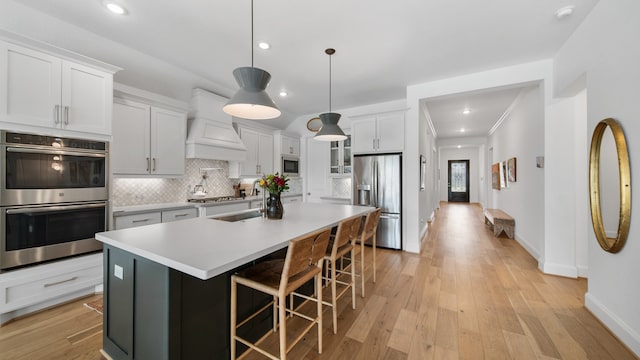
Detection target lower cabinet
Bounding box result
[113,207,198,230]
[282,195,303,204]
[0,253,102,322]
[201,203,250,217]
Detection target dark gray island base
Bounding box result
[102,244,286,360]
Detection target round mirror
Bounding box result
[589,118,631,253]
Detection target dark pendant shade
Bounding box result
[314,112,347,141]
[223,67,281,120]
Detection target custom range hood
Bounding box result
[186,88,247,161]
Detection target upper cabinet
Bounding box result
[112,98,187,176]
[279,134,300,157]
[229,125,274,177]
[0,41,115,137]
[330,135,351,176]
[351,111,405,153]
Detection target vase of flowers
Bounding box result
[259,173,289,219]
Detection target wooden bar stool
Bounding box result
[322,216,362,334]
[230,228,331,360]
[359,208,382,297]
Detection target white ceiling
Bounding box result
[8,0,598,133]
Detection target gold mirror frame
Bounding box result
[589,118,631,253]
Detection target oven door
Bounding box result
[0,201,107,270]
[1,146,108,206]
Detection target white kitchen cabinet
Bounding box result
[111,98,186,176]
[279,134,300,157]
[114,211,162,230]
[230,126,273,177]
[330,135,351,176]
[161,208,198,223]
[0,253,102,322]
[202,202,249,217]
[0,41,113,136]
[351,111,404,153]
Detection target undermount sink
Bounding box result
[211,210,263,222]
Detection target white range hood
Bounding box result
[185,88,247,161]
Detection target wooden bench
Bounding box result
[483,208,515,239]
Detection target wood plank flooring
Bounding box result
[0,202,636,359]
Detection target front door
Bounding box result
[448,160,470,202]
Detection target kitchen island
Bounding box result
[95,202,372,360]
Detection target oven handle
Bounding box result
[6,147,106,158]
[6,202,107,215]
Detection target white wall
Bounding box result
[488,86,545,260]
[554,0,640,355]
[438,147,479,203]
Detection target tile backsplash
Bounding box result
[332,177,352,198]
[112,159,302,206]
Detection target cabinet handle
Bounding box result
[44,276,78,288]
[174,213,190,218]
[373,139,376,149]
[63,106,70,125]
[53,105,60,124]
[289,146,293,154]
[153,158,156,172]
[132,218,152,223]
[146,157,150,172]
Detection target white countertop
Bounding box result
[97,202,372,280]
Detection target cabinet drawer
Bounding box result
[162,208,198,222]
[0,254,102,313]
[204,202,250,217]
[114,212,161,229]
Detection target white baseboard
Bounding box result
[577,265,588,278]
[585,292,640,357]
[540,261,578,278]
[514,234,541,261]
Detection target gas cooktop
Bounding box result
[187,196,246,203]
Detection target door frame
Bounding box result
[448,159,470,202]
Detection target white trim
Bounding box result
[540,261,578,278]
[585,292,640,357]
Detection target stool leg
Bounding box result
[331,259,338,334]
[316,273,323,354]
[230,277,237,359]
[350,248,356,309]
[360,240,365,298]
[279,294,287,360]
[373,234,377,283]
[272,295,278,332]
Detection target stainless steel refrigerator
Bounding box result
[353,153,402,249]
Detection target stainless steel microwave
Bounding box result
[282,156,299,176]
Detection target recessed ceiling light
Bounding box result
[463,108,470,115]
[258,42,270,50]
[555,6,574,19]
[279,91,287,97]
[457,145,462,149]
[103,1,127,15]
[460,128,465,132]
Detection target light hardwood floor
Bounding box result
[0,202,636,359]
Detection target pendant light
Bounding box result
[314,48,347,141]
[223,0,280,120]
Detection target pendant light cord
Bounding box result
[329,51,332,112]
[251,0,254,68]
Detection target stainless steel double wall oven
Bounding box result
[0,131,108,271]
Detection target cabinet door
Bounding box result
[151,107,186,176]
[305,138,329,203]
[281,136,300,157]
[61,61,112,135]
[351,117,376,153]
[112,99,151,175]
[161,208,198,222]
[0,42,62,128]
[377,112,404,152]
[239,128,260,176]
[114,212,162,230]
[258,133,274,175]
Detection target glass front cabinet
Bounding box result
[330,135,351,175]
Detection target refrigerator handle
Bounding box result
[372,160,378,208]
